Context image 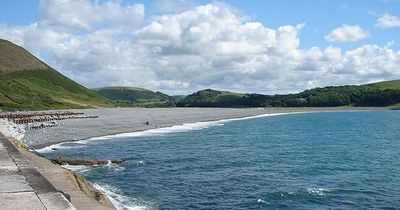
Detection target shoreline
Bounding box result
[36,112,297,152]
[20,107,388,149]
[0,107,392,210]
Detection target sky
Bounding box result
[0,0,400,95]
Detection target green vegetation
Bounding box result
[0,39,114,111]
[0,39,49,73]
[2,38,400,110]
[0,69,114,110]
[94,86,176,107]
[364,80,400,90]
[176,89,245,107]
[177,80,400,108]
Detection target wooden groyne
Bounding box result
[50,156,124,166]
[0,111,98,130]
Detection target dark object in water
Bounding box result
[50,156,124,166]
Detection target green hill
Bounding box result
[177,80,400,108]
[364,79,400,90]
[94,86,175,107]
[177,89,246,107]
[0,39,114,111]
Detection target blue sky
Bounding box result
[1,0,399,50]
[0,0,400,94]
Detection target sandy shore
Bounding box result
[18,107,380,149]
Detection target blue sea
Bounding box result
[38,110,400,210]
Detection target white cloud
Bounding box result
[0,2,399,94]
[375,13,400,28]
[154,0,197,13]
[38,0,144,32]
[325,24,369,42]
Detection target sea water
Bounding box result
[38,111,400,209]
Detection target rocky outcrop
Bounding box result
[50,156,124,166]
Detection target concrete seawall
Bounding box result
[0,132,75,210]
[0,132,116,210]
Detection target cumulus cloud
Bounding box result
[375,13,400,28]
[325,24,369,42]
[38,0,144,32]
[0,1,399,94]
[154,0,197,13]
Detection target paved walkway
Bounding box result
[0,133,76,210]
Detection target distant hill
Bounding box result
[94,86,176,107]
[177,80,400,108]
[0,39,114,111]
[176,89,245,107]
[363,80,400,90]
[170,95,187,101]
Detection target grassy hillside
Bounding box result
[176,89,246,107]
[0,39,114,111]
[0,39,49,73]
[0,69,115,110]
[364,79,400,90]
[94,86,175,107]
[177,80,400,108]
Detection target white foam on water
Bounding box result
[104,160,125,171]
[136,160,145,166]
[93,183,151,210]
[79,112,299,143]
[61,164,91,173]
[37,111,301,152]
[35,142,85,153]
[306,187,331,196]
[79,121,225,143]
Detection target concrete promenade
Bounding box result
[0,133,75,210]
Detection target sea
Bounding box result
[37,110,400,210]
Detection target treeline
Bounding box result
[177,85,400,107]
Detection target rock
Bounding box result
[50,156,124,166]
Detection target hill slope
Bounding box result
[176,89,246,107]
[94,86,175,107]
[0,39,50,73]
[0,39,114,110]
[364,79,400,90]
[177,80,400,108]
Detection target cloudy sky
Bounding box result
[1,0,400,94]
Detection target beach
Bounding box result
[19,107,381,149]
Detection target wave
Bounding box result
[79,121,226,143]
[93,183,151,210]
[306,187,331,196]
[79,112,298,142]
[35,142,85,153]
[104,160,126,171]
[36,111,300,152]
[59,160,125,173]
[61,164,91,173]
